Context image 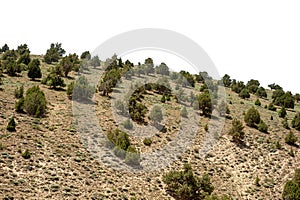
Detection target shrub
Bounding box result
[143,138,152,146]
[66,81,74,96]
[161,94,166,103]
[222,74,232,87]
[258,120,268,133]
[244,107,260,127]
[150,105,163,124]
[246,79,260,93]
[256,87,267,98]
[155,62,169,75]
[28,59,42,80]
[15,97,25,113]
[274,91,295,109]
[282,118,290,129]
[163,164,214,199]
[292,113,300,131]
[283,176,300,199]
[80,51,91,60]
[255,99,261,106]
[279,107,287,118]
[107,129,130,151]
[22,149,31,159]
[255,176,260,186]
[228,119,245,142]
[268,103,276,111]
[44,43,65,64]
[124,146,140,167]
[42,73,65,89]
[122,119,133,130]
[14,85,24,99]
[181,107,188,118]
[239,88,250,99]
[197,92,212,117]
[113,146,126,159]
[6,116,16,132]
[285,131,298,145]
[24,86,46,117]
[72,76,94,100]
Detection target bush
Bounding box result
[66,81,74,96]
[155,62,169,75]
[163,164,214,199]
[256,87,267,98]
[268,103,276,111]
[113,146,126,159]
[72,76,94,100]
[22,149,31,159]
[42,73,65,89]
[15,97,24,113]
[258,120,268,133]
[181,107,188,118]
[246,79,260,93]
[292,113,300,131]
[6,116,16,132]
[143,138,152,146]
[14,85,24,99]
[150,105,163,124]
[107,129,130,151]
[28,59,42,80]
[255,99,261,106]
[282,117,290,129]
[24,86,46,117]
[44,43,65,64]
[285,131,298,145]
[239,88,250,99]
[283,169,300,200]
[122,119,133,130]
[279,107,287,118]
[244,107,260,127]
[124,146,140,167]
[197,92,212,117]
[228,119,245,142]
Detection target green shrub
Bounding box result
[181,107,188,118]
[283,172,300,200]
[292,113,300,131]
[22,149,31,159]
[282,118,290,129]
[14,85,24,99]
[72,76,94,100]
[6,116,16,132]
[15,97,25,113]
[124,146,140,167]
[66,81,74,96]
[268,103,276,111]
[28,59,42,80]
[244,107,260,127]
[113,146,126,159]
[24,86,46,117]
[42,73,65,89]
[228,119,245,142]
[161,94,166,103]
[150,105,163,124]
[256,87,267,98]
[107,129,130,151]
[163,164,214,199]
[255,99,261,106]
[279,107,287,118]
[143,138,152,146]
[285,131,298,145]
[239,88,250,99]
[122,119,133,130]
[258,120,268,133]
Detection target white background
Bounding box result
[1,0,299,93]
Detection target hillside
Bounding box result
[0,49,300,199]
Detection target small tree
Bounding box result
[285,131,298,145]
[28,59,42,80]
[14,85,24,99]
[24,86,46,117]
[282,117,290,130]
[279,107,287,118]
[197,92,212,117]
[155,62,169,75]
[256,86,267,98]
[255,99,261,106]
[15,97,25,113]
[80,51,91,60]
[7,116,16,132]
[150,105,163,125]
[282,169,300,200]
[42,73,65,89]
[181,107,188,118]
[44,43,65,64]
[91,55,100,68]
[258,120,268,133]
[228,119,245,142]
[239,88,250,99]
[268,103,276,111]
[222,74,232,87]
[292,113,300,131]
[244,107,260,127]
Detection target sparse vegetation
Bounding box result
[285,131,298,145]
[244,107,260,127]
